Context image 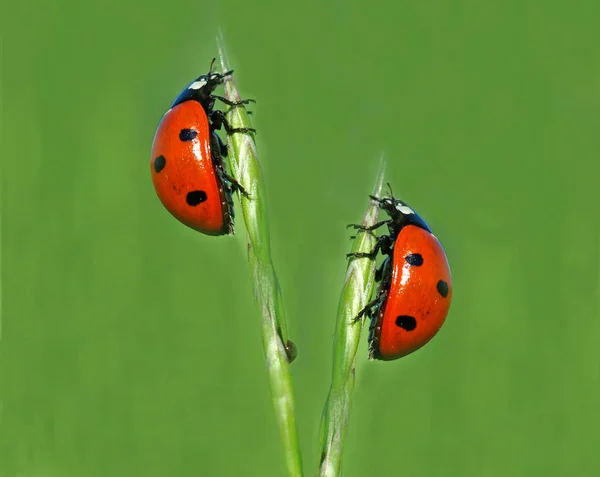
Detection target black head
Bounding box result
[372,184,432,238]
[170,58,233,112]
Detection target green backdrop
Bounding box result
[3,1,600,476]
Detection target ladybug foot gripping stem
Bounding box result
[346,225,371,242]
[212,95,256,111]
[346,251,377,260]
[351,300,373,324]
[346,220,389,240]
[374,259,387,282]
[212,95,256,117]
[351,294,385,324]
[224,173,251,199]
[346,234,392,260]
[368,194,388,205]
[346,220,390,233]
[211,110,257,135]
[228,126,257,135]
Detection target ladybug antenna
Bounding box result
[386,182,395,199]
[208,57,216,75]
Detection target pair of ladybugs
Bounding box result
[149,60,452,361]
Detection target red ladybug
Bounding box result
[347,187,452,360]
[150,59,254,235]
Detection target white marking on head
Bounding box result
[396,203,414,215]
[188,79,207,90]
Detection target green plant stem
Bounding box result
[216,38,303,477]
[316,159,386,477]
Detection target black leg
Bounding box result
[212,95,256,108]
[378,235,393,256]
[368,194,395,211]
[346,220,390,233]
[228,125,256,135]
[347,234,386,260]
[369,194,384,203]
[347,251,376,260]
[219,69,234,79]
[224,173,250,198]
[374,260,386,282]
[346,234,392,260]
[351,295,385,324]
[213,132,228,157]
[346,236,383,260]
[211,110,256,135]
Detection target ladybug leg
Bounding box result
[225,120,256,135]
[347,252,378,260]
[379,235,393,255]
[347,220,389,240]
[368,296,385,319]
[212,131,229,157]
[211,110,256,135]
[210,134,250,199]
[223,173,251,199]
[212,95,256,109]
[352,293,386,324]
[346,219,390,233]
[346,235,392,260]
[374,261,386,282]
[368,194,394,207]
[346,239,382,260]
[368,194,385,203]
[214,95,256,115]
[352,297,377,323]
[219,69,235,79]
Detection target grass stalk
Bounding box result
[216,37,303,477]
[316,158,386,477]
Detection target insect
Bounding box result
[150,58,254,235]
[347,186,452,360]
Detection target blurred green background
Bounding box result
[2,0,600,476]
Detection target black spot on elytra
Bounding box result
[154,155,166,173]
[437,280,449,298]
[179,128,198,141]
[186,190,207,206]
[395,315,417,331]
[405,253,423,266]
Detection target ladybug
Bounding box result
[150,58,254,235]
[347,186,452,360]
